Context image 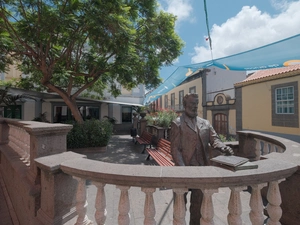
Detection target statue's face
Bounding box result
[185,96,199,118]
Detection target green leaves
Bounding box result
[0,0,184,122]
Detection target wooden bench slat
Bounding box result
[146,138,174,166]
[135,131,153,153]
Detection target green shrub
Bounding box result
[66,118,113,149]
[219,134,236,142]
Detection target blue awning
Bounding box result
[144,33,300,104]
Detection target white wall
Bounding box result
[113,104,121,124]
[42,102,52,122]
[101,103,109,119]
[23,100,35,121]
[206,66,247,101]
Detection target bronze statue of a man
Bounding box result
[170,93,233,225]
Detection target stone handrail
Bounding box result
[35,133,298,225]
[237,131,300,166]
[1,120,297,225]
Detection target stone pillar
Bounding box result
[236,131,257,160]
[0,118,9,145]
[139,118,147,136]
[24,123,73,182]
[35,151,86,225]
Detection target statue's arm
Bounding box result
[208,121,234,155]
[170,121,185,166]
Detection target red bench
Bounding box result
[135,131,153,153]
[146,138,174,166]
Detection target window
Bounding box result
[272,81,298,127]
[171,93,175,109]
[214,113,228,136]
[189,86,196,93]
[179,90,184,110]
[122,106,132,122]
[164,95,168,109]
[4,105,22,119]
[275,86,294,114]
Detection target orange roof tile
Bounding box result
[236,64,300,86]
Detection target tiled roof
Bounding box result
[235,64,300,86]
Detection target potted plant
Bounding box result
[145,109,178,140]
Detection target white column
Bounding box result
[200,188,218,225]
[249,183,267,225]
[93,181,107,225]
[142,187,156,225]
[74,177,92,225]
[266,180,284,225]
[227,186,246,225]
[117,185,131,225]
[173,188,188,225]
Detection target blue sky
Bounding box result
[158,0,300,80]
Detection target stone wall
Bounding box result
[0,119,72,225]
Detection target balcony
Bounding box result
[0,118,299,225]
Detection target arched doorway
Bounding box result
[214,113,228,136]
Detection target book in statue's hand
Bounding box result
[211,155,258,171]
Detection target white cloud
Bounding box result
[159,0,194,24]
[191,1,300,63]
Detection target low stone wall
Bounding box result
[0,119,72,225]
[0,145,37,225]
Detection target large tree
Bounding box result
[0,0,184,123]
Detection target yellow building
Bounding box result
[235,64,300,142]
[150,66,247,138]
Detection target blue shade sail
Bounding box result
[144,33,300,105]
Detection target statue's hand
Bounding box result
[221,146,234,156]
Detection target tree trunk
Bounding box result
[65,98,84,124]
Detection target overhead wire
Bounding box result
[203,0,214,61]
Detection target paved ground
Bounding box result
[1,134,257,225]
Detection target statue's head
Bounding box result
[183,93,199,118]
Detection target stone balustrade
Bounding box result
[35,135,298,225]
[1,118,299,225]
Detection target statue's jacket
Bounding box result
[171,113,226,166]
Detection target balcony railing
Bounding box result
[51,154,296,225]
[0,118,299,225]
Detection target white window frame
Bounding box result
[275,86,294,114]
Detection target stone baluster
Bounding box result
[277,146,284,153]
[254,138,261,160]
[74,177,92,225]
[173,188,188,225]
[270,144,276,153]
[117,185,131,225]
[142,187,156,225]
[249,183,267,225]
[227,186,246,225]
[266,180,284,225]
[200,188,218,225]
[93,182,107,225]
[263,141,269,155]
